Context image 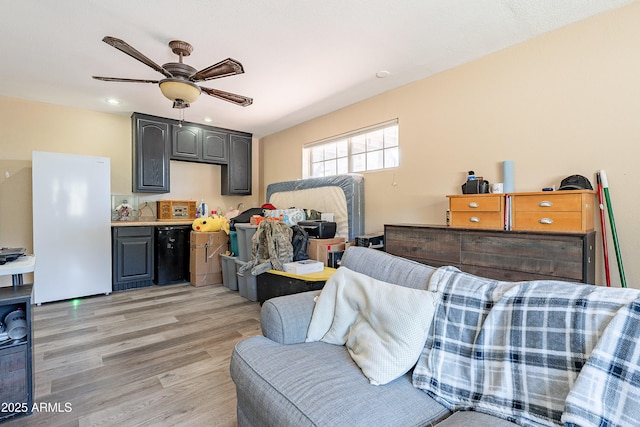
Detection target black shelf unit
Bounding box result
[0,285,33,422]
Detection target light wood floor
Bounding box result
[4,283,262,427]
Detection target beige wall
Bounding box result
[0,98,259,286]
[260,2,640,288]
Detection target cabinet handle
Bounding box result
[539,218,554,224]
[539,201,553,207]
[469,217,480,223]
[468,202,479,208]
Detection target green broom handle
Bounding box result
[600,170,627,288]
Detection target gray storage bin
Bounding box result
[235,258,258,302]
[236,224,258,262]
[221,254,238,291]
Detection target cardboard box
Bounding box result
[189,231,228,286]
[283,260,325,275]
[189,272,223,287]
[308,237,346,266]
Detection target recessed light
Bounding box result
[203,117,214,123]
[106,98,120,105]
[376,70,391,79]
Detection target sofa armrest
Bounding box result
[260,290,320,344]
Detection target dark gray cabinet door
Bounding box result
[112,227,155,291]
[202,129,229,163]
[171,125,201,161]
[222,134,251,195]
[132,114,170,193]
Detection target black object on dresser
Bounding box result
[384,224,595,284]
[0,285,33,421]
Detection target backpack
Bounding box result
[240,220,293,275]
[290,225,310,261]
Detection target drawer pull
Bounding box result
[468,202,479,208]
[469,217,480,223]
[539,218,554,225]
[539,201,553,207]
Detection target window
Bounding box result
[303,120,398,178]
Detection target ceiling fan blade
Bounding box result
[191,58,245,82]
[92,76,159,83]
[102,36,173,78]
[200,87,253,107]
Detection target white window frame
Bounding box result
[302,119,399,178]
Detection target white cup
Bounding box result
[491,183,504,194]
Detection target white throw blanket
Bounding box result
[306,267,438,385]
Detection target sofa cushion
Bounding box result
[340,246,436,290]
[435,410,518,426]
[306,267,438,385]
[230,336,450,427]
[414,266,640,426]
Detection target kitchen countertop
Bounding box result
[111,220,194,227]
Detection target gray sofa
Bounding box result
[230,246,640,427]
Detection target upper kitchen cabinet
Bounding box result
[222,133,252,195]
[132,112,250,195]
[171,124,200,162]
[132,113,170,193]
[202,129,229,164]
[170,125,229,164]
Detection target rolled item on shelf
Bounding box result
[503,160,514,193]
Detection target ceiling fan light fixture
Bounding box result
[159,79,201,106]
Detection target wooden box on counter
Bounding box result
[157,200,197,220]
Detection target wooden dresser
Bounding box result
[384,224,595,284]
[447,190,596,233]
[510,190,595,233]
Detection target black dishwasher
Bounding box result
[155,226,191,285]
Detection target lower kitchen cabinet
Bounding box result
[112,226,154,291]
[0,285,33,422]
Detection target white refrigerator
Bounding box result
[32,151,112,304]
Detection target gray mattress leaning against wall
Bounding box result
[266,174,364,242]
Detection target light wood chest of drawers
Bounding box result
[511,190,595,233]
[447,194,505,230]
[447,190,596,233]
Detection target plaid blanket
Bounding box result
[412,266,640,426]
[563,299,640,426]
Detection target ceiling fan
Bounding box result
[93,36,253,109]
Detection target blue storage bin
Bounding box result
[229,230,239,257]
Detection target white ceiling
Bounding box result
[0,0,633,138]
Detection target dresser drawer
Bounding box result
[449,195,502,212]
[513,193,582,212]
[450,211,504,230]
[512,212,583,232]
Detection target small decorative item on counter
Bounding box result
[196,199,209,218]
[138,202,156,221]
[111,194,139,221]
